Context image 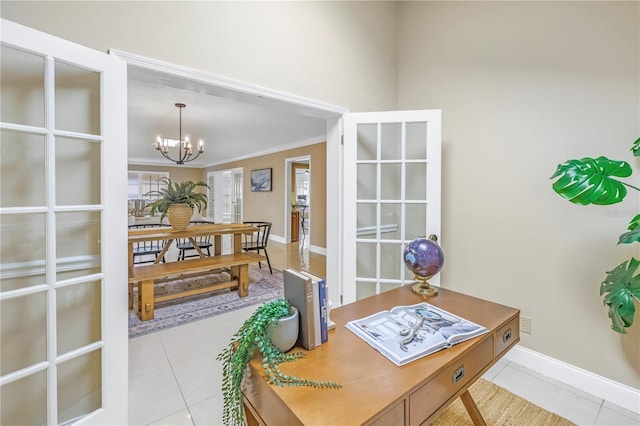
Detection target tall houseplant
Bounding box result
[216,298,341,426]
[550,137,640,333]
[145,177,209,230]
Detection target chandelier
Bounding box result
[154,103,204,165]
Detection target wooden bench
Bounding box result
[128,252,266,321]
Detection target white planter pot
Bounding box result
[270,306,299,352]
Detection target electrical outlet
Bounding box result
[520,316,531,334]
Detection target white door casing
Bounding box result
[0,19,128,425]
[342,110,442,305]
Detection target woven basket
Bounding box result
[167,204,193,230]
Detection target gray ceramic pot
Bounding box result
[270,306,299,352]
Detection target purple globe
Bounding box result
[403,235,445,279]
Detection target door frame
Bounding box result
[110,50,347,307]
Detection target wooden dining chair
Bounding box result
[176,220,215,260]
[128,223,171,265]
[242,221,273,274]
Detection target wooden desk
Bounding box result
[242,285,520,425]
[128,223,265,320]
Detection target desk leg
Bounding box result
[460,389,487,426]
[139,279,155,321]
[231,264,249,297]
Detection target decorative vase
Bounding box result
[270,306,299,352]
[167,204,193,230]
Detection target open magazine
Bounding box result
[345,302,488,366]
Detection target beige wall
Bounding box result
[204,142,327,249]
[0,1,398,112]
[3,0,639,390]
[397,1,639,388]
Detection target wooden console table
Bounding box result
[128,223,265,320]
[242,285,520,425]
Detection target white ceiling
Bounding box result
[127,66,329,168]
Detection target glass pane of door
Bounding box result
[0,44,45,127]
[232,169,243,223]
[0,20,128,424]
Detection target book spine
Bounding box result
[312,278,321,347]
[304,278,316,350]
[319,279,328,343]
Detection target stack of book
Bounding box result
[283,268,331,350]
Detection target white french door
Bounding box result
[342,110,441,304]
[0,20,128,425]
[208,168,243,253]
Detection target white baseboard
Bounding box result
[269,235,326,255]
[504,345,640,413]
[270,234,287,245]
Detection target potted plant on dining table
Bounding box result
[145,177,209,230]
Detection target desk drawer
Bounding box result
[409,336,494,425]
[495,316,519,357]
[370,400,404,426]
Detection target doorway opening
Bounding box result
[285,156,311,251]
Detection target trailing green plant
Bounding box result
[550,137,640,333]
[145,177,209,222]
[216,298,341,426]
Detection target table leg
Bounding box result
[139,279,155,321]
[188,237,207,258]
[231,264,249,297]
[128,243,134,270]
[214,235,222,256]
[154,239,174,264]
[128,282,133,309]
[234,233,242,254]
[460,389,487,426]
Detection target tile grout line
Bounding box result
[151,336,197,426]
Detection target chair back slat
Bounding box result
[242,221,271,250]
[176,220,215,260]
[241,221,273,274]
[128,223,170,264]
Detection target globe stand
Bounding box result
[411,274,438,297]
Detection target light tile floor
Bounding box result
[129,306,639,426]
[129,242,639,425]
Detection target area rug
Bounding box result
[434,378,576,425]
[128,265,284,338]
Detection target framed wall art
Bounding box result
[250,168,272,192]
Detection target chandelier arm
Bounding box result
[159,150,174,161]
[155,103,204,165]
[183,150,201,163]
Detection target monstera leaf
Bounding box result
[600,258,640,333]
[632,137,640,157]
[618,214,640,245]
[550,157,632,205]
